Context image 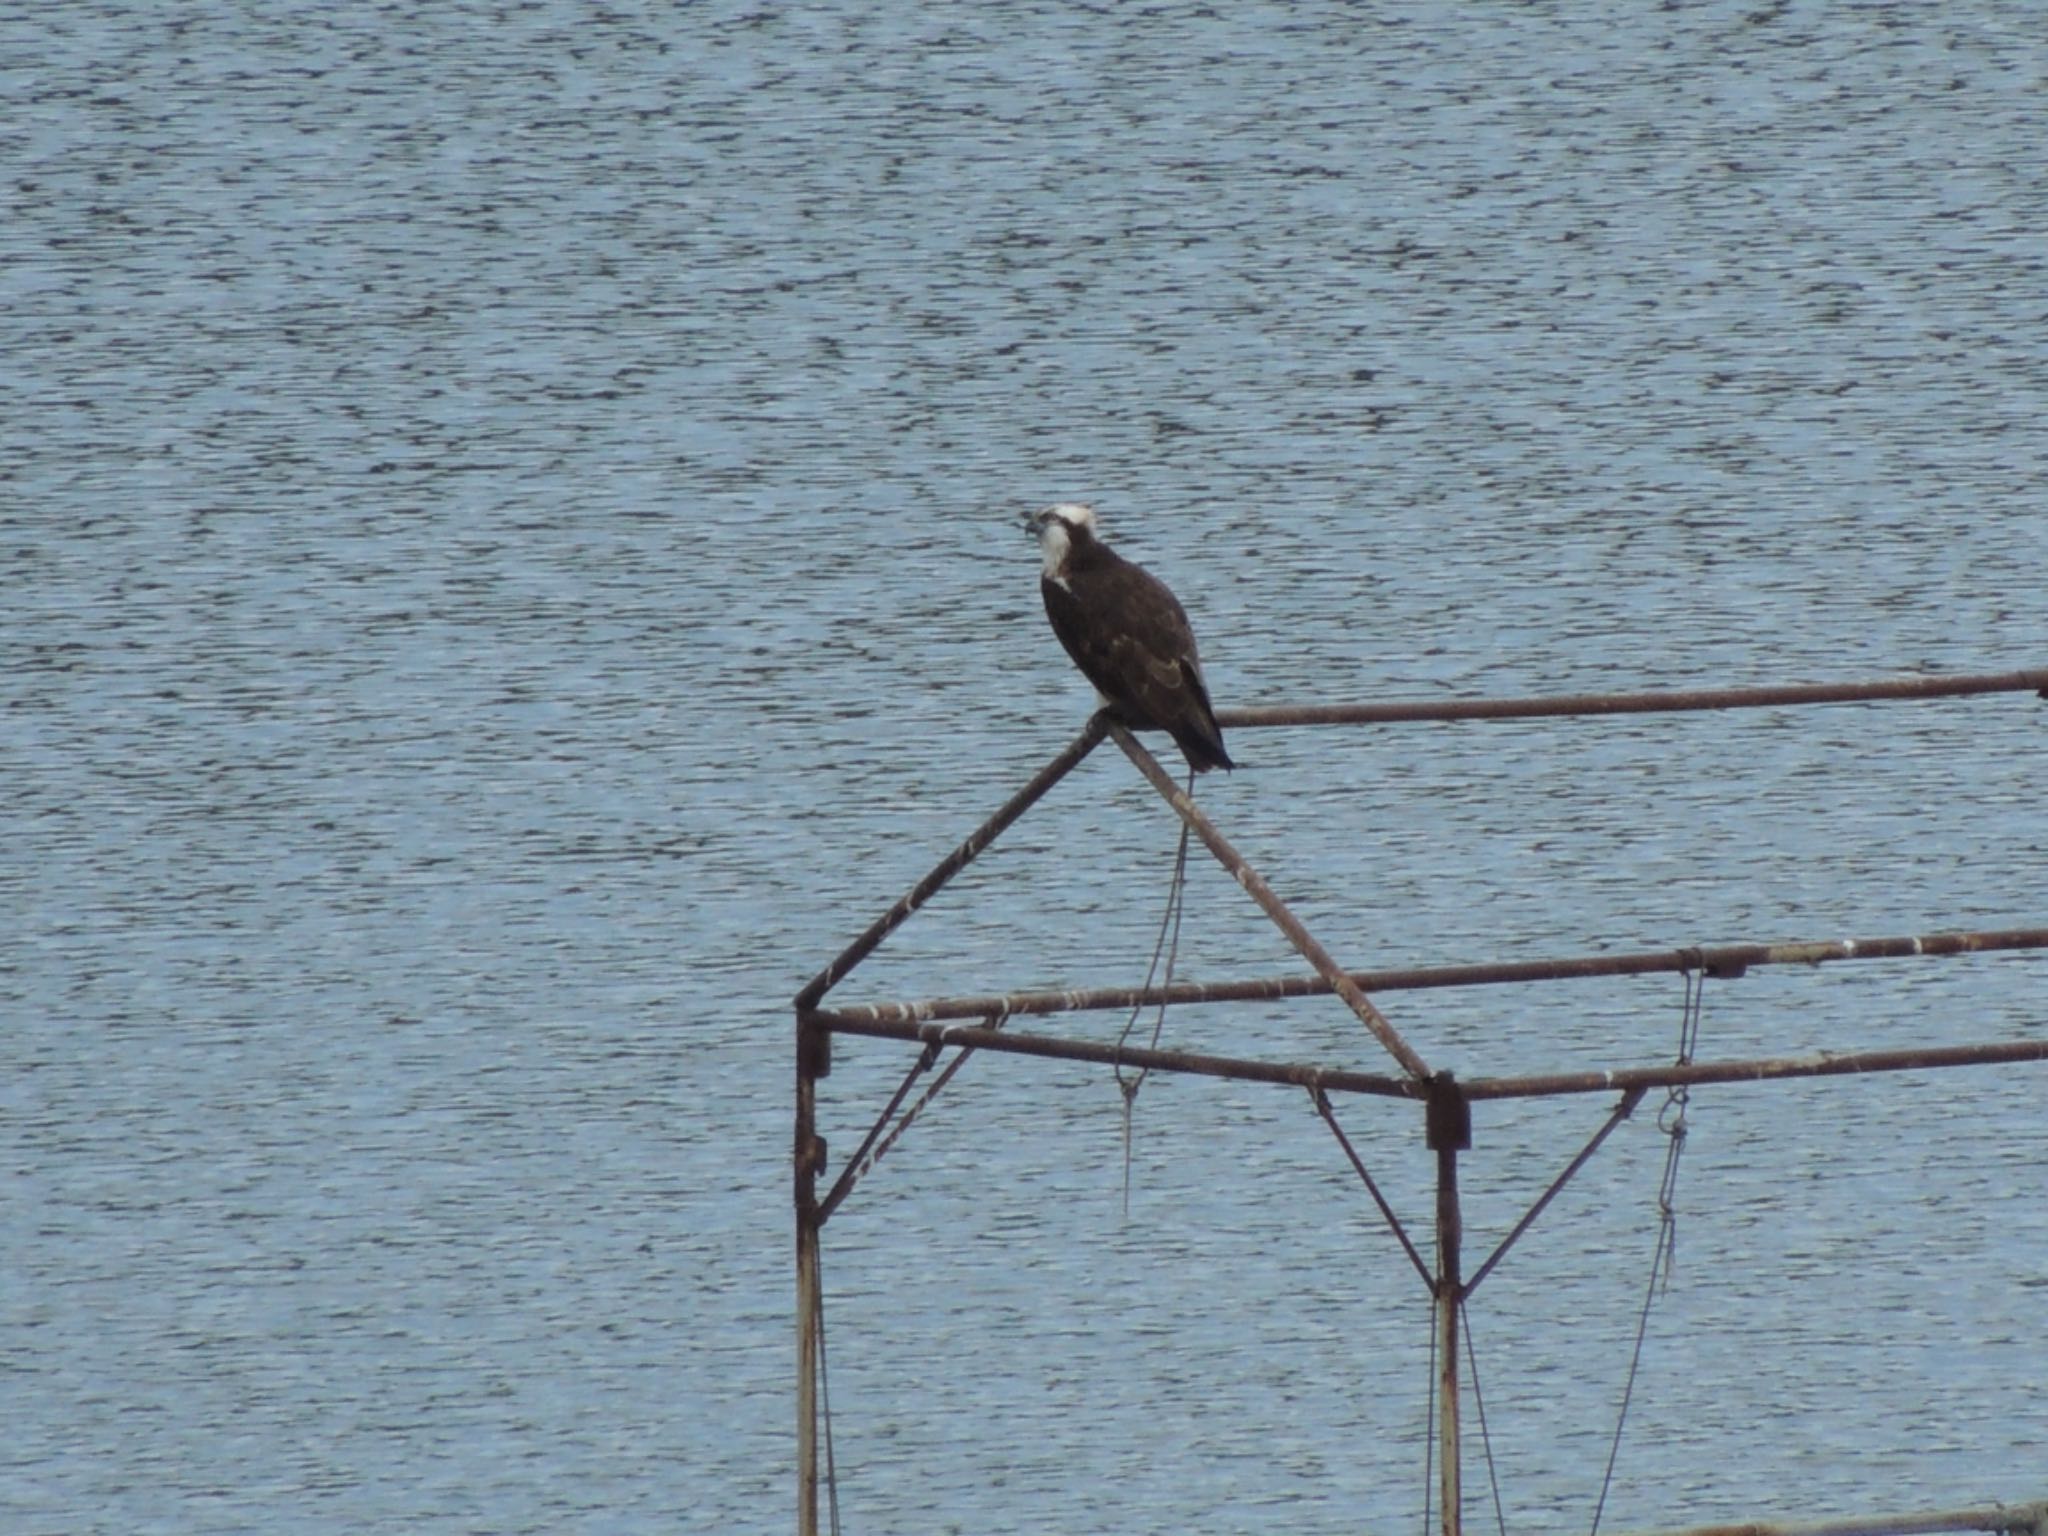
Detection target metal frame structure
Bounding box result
[793,667,2048,1536]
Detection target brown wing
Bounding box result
[1041,559,1233,771]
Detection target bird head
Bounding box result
[1022,503,1098,575]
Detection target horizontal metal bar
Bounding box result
[807,1013,1421,1099]
[1106,722,1430,1080]
[820,926,2048,1027]
[807,1013,2048,1103]
[794,671,2046,1013]
[1217,666,2048,729]
[793,717,1105,1011]
[1465,1037,2048,1101]
[1611,1496,2048,1536]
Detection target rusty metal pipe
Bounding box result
[1464,1087,1648,1298]
[816,1042,940,1226]
[1217,666,2048,729]
[794,717,1106,1012]
[814,926,2048,1028]
[1428,1075,1471,1536]
[808,1013,2048,1104]
[1464,1036,2048,1100]
[794,1015,826,1536]
[1106,722,1432,1081]
[810,1011,1420,1097]
[1609,1498,2048,1536]
[1313,1088,1434,1290]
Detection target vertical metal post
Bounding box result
[795,1015,830,1536]
[1427,1073,1472,1536]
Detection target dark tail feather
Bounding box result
[1172,714,1235,774]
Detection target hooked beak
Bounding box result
[1018,508,1044,538]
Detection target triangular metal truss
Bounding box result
[794,667,2048,1536]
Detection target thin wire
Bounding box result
[1422,1290,1437,1536]
[1589,1211,1672,1536]
[816,1245,842,1536]
[1460,1300,1508,1536]
[1114,767,1195,1216]
[1590,964,1705,1535]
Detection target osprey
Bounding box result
[1024,503,1234,774]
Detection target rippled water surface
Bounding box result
[6,3,2047,1532]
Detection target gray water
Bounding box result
[6,3,2048,1532]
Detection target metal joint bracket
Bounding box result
[1426,1071,1472,1152]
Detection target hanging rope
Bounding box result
[1656,956,1705,1285]
[1113,766,1195,1215]
[1590,955,1706,1535]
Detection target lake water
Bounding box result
[5,3,2047,1532]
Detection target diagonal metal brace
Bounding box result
[1107,721,1431,1081]
[1465,1086,1649,1298]
[795,717,1107,1012]
[1313,1087,1434,1291]
[817,1034,993,1226]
